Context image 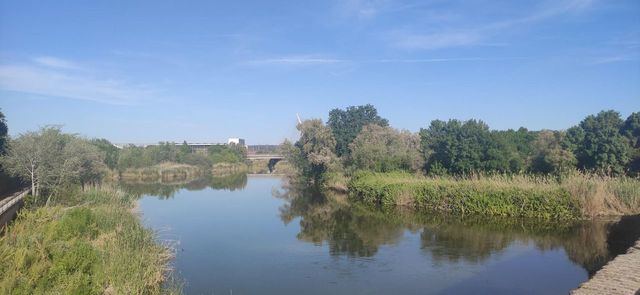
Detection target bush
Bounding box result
[349,172,583,219]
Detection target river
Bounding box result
[120,174,640,294]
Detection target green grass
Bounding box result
[348,172,640,219]
[0,189,178,294]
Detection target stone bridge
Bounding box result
[246,154,285,173]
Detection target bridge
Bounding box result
[246,154,285,173]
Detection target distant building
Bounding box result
[227,138,246,146]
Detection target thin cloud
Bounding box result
[0,59,159,105]
[589,54,639,65]
[390,0,599,50]
[33,56,81,70]
[243,55,347,66]
[243,55,523,67]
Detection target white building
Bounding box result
[227,137,246,146]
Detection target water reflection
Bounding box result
[119,173,248,199]
[274,182,640,277]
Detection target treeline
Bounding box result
[112,141,245,171]
[283,104,640,183]
[0,112,246,204]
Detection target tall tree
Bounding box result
[0,127,105,204]
[529,130,576,175]
[327,104,388,158]
[420,119,506,174]
[621,112,640,175]
[0,109,7,155]
[567,110,630,175]
[349,124,422,172]
[283,119,339,183]
[91,138,120,169]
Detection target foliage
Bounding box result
[117,142,220,171]
[566,110,630,175]
[420,119,513,174]
[529,130,576,175]
[349,124,422,172]
[348,172,581,219]
[0,109,7,155]
[0,127,105,203]
[0,189,176,294]
[90,138,120,169]
[282,119,339,183]
[208,144,245,164]
[622,112,640,176]
[327,104,389,158]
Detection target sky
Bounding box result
[0,0,639,144]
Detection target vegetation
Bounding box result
[349,124,422,173]
[0,109,7,155]
[0,189,177,294]
[283,105,640,218]
[0,125,179,293]
[328,104,389,158]
[1,127,105,204]
[282,119,340,183]
[349,172,640,219]
[207,144,245,164]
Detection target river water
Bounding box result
[122,174,640,295]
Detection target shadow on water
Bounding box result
[119,173,248,199]
[273,183,640,277]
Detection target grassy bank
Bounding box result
[0,189,178,294]
[348,172,640,219]
[119,162,203,183]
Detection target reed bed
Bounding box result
[348,172,640,219]
[0,189,179,294]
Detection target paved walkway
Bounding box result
[572,240,640,295]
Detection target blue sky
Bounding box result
[0,0,639,144]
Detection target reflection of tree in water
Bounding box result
[275,184,406,257]
[275,182,640,275]
[119,173,248,199]
[210,173,247,191]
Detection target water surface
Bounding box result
[128,175,640,294]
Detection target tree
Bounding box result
[0,127,105,204]
[0,109,7,155]
[349,124,422,172]
[91,138,120,169]
[420,119,506,174]
[490,128,537,173]
[529,130,576,175]
[208,145,244,164]
[327,104,389,158]
[283,119,339,183]
[567,110,630,175]
[621,112,640,175]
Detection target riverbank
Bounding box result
[0,189,178,294]
[118,162,204,183]
[345,172,640,219]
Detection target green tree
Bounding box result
[208,145,244,164]
[283,119,339,183]
[0,127,105,204]
[567,110,630,175]
[420,119,506,174]
[621,112,640,175]
[90,138,120,169]
[349,124,422,172]
[529,130,576,175]
[490,128,537,172]
[327,104,389,158]
[0,109,7,155]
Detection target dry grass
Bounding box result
[348,171,640,218]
